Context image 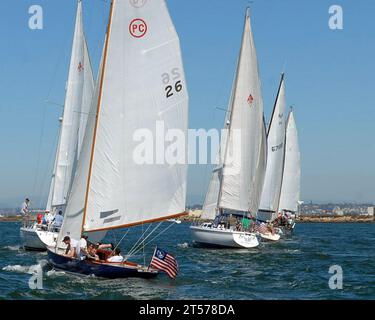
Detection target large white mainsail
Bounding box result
[59,0,188,241]
[217,9,266,215]
[48,0,94,211]
[258,74,286,221]
[278,109,301,213]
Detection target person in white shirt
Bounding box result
[20,198,30,215]
[44,211,54,225]
[79,235,88,259]
[62,236,81,258]
[107,248,124,263]
[20,198,30,227]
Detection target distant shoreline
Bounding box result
[297,215,374,223]
[181,214,374,224]
[0,215,373,224]
[0,217,23,222]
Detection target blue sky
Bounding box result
[0,0,374,208]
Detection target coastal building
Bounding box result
[333,206,344,216]
[367,207,375,217]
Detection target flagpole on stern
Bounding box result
[148,246,158,270]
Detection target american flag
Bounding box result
[255,222,268,234]
[150,247,178,279]
[247,94,254,105]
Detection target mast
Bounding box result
[267,73,284,137]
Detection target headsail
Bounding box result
[258,74,286,221]
[57,43,106,244]
[48,0,94,211]
[201,99,232,220]
[278,109,301,213]
[46,118,62,212]
[77,39,95,157]
[218,9,266,215]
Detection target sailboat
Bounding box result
[20,0,95,251]
[190,8,267,249]
[277,108,301,230]
[47,0,189,278]
[256,74,286,241]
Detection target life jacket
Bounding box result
[36,213,43,224]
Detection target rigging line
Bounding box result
[91,0,110,72]
[142,223,146,266]
[126,222,161,259]
[31,102,47,205]
[126,222,154,257]
[112,229,129,252]
[38,125,60,208]
[112,229,117,248]
[125,222,164,259]
[31,6,73,207]
[130,221,177,258]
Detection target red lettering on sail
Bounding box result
[129,19,147,38]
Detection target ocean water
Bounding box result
[0,222,374,300]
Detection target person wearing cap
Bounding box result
[62,236,80,258]
[44,210,54,227]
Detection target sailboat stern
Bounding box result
[190,225,259,249]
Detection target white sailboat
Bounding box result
[48,0,189,278]
[278,108,301,229]
[190,8,267,249]
[20,0,94,251]
[256,74,286,241]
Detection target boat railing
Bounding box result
[22,217,35,229]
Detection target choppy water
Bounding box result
[0,222,374,300]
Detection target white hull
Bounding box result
[20,225,58,251]
[190,225,259,248]
[258,232,281,242]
